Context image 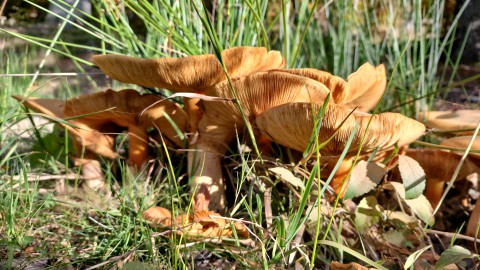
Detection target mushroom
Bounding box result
[405,149,479,207]
[13,89,188,190]
[193,71,332,210]
[440,135,480,162]
[439,135,480,237]
[274,62,386,112]
[91,46,285,132]
[255,102,426,194]
[419,109,480,134]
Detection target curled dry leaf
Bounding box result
[142,207,249,239]
[330,261,378,270]
[343,160,387,199]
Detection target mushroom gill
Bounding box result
[255,102,425,194]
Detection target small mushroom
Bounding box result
[13,89,188,189]
[64,89,188,169]
[92,46,285,132]
[255,102,425,194]
[419,109,480,134]
[406,149,478,207]
[440,135,480,162]
[439,135,480,236]
[405,148,480,236]
[274,62,386,112]
[193,71,331,210]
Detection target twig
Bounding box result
[290,224,306,266]
[87,216,113,231]
[264,187,273,229]
[84,246,139,270]
[9,173,87,181]
[425,229,480,244]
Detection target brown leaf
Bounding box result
[330,261,378,270]
[142,206,173,226]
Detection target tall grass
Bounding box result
[0,0,474,268]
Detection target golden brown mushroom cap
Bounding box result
[406,148,479,183]
[64,89,187,146]
[441,135,480,150]
[274,63,386,112]
[256,102,425,156]
[420,110,480,133]
[14,90,188,166]
[12,95,65,119]
[92,46,285,92]
[200,71,332,141]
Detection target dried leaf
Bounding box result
[142,206,173,226]
[330,261,377,270]
[435,246,472,270]
[354,196,381,233]
[405,195,434,227]
[344,160,386,199]
[384,229,412,248]
[269,167,305,190]
[404,245,432,270]
[384,210,418,228]
[390,182,434,226]
[398,155,426,199]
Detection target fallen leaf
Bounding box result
[344,160,386,199]
[330,261,378,270]
[390,182,434,226]
[398,155,426,199]
[435,245,472,270]
[354,196,381,233]
[142,206,172,226]
[269,167,305,190]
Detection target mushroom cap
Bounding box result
[14,89,188,160]
[64,89,188,147]
[441,135,480,150]
[12,95,65,119]
[419,109,480,133]
[441,135,480,164]
[256,102,425,156]
[406,148,479,182]
[274,63,386,112]
[92,46,285,92]
[198,71,332,149]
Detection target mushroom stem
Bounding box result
[467,198,480,237]
[183,97,202,133]
[323,157,355,197]
[188,136,226,212]
[74,158,105,191]
[425,178,445,209]
[128,126,150,170]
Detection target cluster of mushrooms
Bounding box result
[14,46,479,238]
